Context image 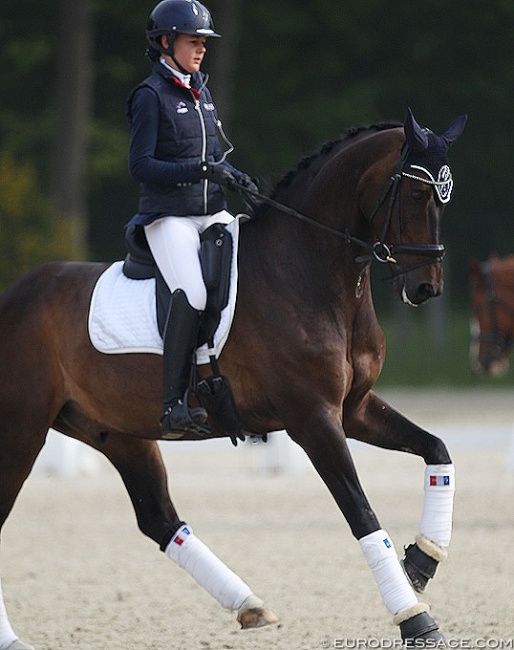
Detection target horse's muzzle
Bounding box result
[395,270,443,306]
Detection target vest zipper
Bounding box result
[194,96,208,212]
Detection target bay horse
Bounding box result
[0,108,466,649]
[469,255,514,375]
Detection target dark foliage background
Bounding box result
[1,0,513,385]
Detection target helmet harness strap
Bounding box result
[160,31,190,76]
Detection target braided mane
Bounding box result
[269,121,401,200]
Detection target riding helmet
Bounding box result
[146,0,221,55]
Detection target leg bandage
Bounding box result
[359,529,418,616]
[0,579,17,650]
[419,464,455,549]
[164,524,254,611]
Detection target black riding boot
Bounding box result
[160,289,209,438]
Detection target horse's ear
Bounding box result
[404,107,429,152]
[442,114,468,148]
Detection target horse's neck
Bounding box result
[238,130,398,316]
[239,204,369,320]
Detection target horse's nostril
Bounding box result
[417,283,438,302]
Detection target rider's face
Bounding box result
[163,33,207,73]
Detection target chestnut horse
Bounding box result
[469,255,514,375]
[0,109,466,649]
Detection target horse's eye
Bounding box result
[410,188,427,202]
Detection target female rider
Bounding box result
[126,0,256,437]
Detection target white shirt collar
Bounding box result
[160,58,191,88]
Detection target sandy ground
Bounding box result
[2,389,514,650]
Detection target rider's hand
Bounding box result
[236,173,261,214]
[237,173,259,195]
[198,162,238,189]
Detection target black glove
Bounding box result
[198,162,238,189]
[236,173,262,214]
[237,173,259,195]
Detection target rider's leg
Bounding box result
[144,217,208,436]
[160,288,209,436]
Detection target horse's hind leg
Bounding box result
[98,435,278,629]
[0,424,47,650]
[344,391,455,594]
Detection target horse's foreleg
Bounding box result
[99,436,277,629]
[289,413,443,645]
[344,391,455,593]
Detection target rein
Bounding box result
[235,144,445,278]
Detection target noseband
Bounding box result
[471,261,514,355]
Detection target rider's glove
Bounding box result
[198,161,238,189]
[236,173,261,214]
[236,173,259,195]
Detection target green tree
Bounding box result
[52,0,93,260]
[1,0,513,303]
[0,152,75,290]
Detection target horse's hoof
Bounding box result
[399,611,445,647]
[237,606,279,629]
[402,543,439,593]
[6,641,36,650]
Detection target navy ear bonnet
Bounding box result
[402,107,467,203]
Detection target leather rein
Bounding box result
[236,144,445,279]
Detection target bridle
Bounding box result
[236,143,446,278]
[356,144,445,278]
[471,260,514,356]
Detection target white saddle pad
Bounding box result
[88,217,240,366]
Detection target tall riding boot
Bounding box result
[160,289,209,438]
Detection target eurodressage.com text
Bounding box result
[320,639,514,649]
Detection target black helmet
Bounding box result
[146,0,221,54]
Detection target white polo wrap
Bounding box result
[359,529,418,615]
[420,464,455,548]
[0,578,17,650]
[164,524,254,611]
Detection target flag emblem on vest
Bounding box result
[430,475,450,486]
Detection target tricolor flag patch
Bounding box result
[173,526,191,546]
[429,475,451,487]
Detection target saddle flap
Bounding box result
[123,225,155,279]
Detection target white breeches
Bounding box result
[144,210,234,311]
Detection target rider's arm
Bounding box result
[128,86,201,185]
